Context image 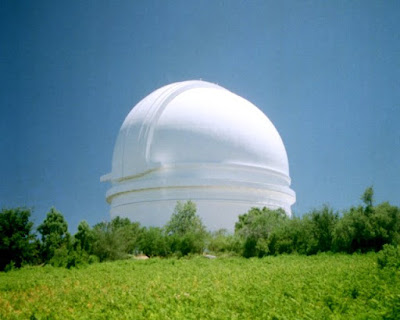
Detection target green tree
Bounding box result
[334,205,376,253]
[91,217,142,261]
[308,205,339,252]
[91,221,126,261]
[333,187,400,253]
[361,186,374,209]
[166,201,204,236]
[111,217,142,254]
[74,220,94,253]
[235,207,288,257]
[37,207,70,262]
[139,227,168,257]
[0,207,37,270]
[371,202,400,248]
[165,201,207,256]
[267,216,315,255]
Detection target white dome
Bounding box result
[102,80,295,230]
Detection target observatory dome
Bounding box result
[101,80,295,230]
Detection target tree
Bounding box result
[139,227,168,257]
[370,202,400,249]
[37,207,70,262]
[74,220,94,253]
[235,207,288,257]
[111,217,142,254]
[309,205,339,252]
[0,208,37,270]
[361,186,374,208]
[91,217,142,261]
[268,216,315,255]
[166,201,204,236]
[165,201,207,255]
[333,187,400,253]
[91,221,126,261]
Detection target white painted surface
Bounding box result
[102,80,295,230]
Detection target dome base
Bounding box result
[108,183,294,231]
[111,200,290,231]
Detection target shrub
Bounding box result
[377,244,400,270]
[139,227,169,257]
[207,229,241,254]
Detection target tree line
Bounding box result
[1,187,399,271]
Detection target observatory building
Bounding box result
[101,80,295,230]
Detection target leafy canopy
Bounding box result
[165,201,205,236]
[37,207,70,262]
[0,207,36,270]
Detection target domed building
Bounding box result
[101,80,295,230]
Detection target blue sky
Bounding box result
[1,1,399,232]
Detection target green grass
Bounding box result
[0,253,399,319]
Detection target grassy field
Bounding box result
[0,253,399,319]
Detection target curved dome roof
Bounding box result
[102,80,295,229]
[104,80,290,182]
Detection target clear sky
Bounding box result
[1,1,399,233]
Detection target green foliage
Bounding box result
[207,229,241,254]
[361,186,374,208]
[91,221,128,261]
[49,244,91,269]
[309,205,339,252]
[91,217,142,261]
[377,244,400,270]
[333,188,400,253]
[165,201,205,236]
[0,208,37,270]
[2,186,400,270]
[373,201,400,246]
[37,207,70,262]
[116,219,142,254]
[138,227,168,257]
[235,207,288,257]
[267,216,315,255]
[165,201,207,256]
[272,205,340,255]
[74,220,94,253]
[1,254,399,319]
[4,260,16,272]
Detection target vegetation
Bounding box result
[1,187,399,318]
[0,254,399,319]
[231,187,399,258]
[37,207,70,263]
[0,187,399,271]
[0,208,37,271]
[165,200,207,256]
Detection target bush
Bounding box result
[49,245,91,269]
[4,261,16,272]
[91,217,142,261]
[377,244,400,270]
[207,229,241,254]
[139,227,168,257]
